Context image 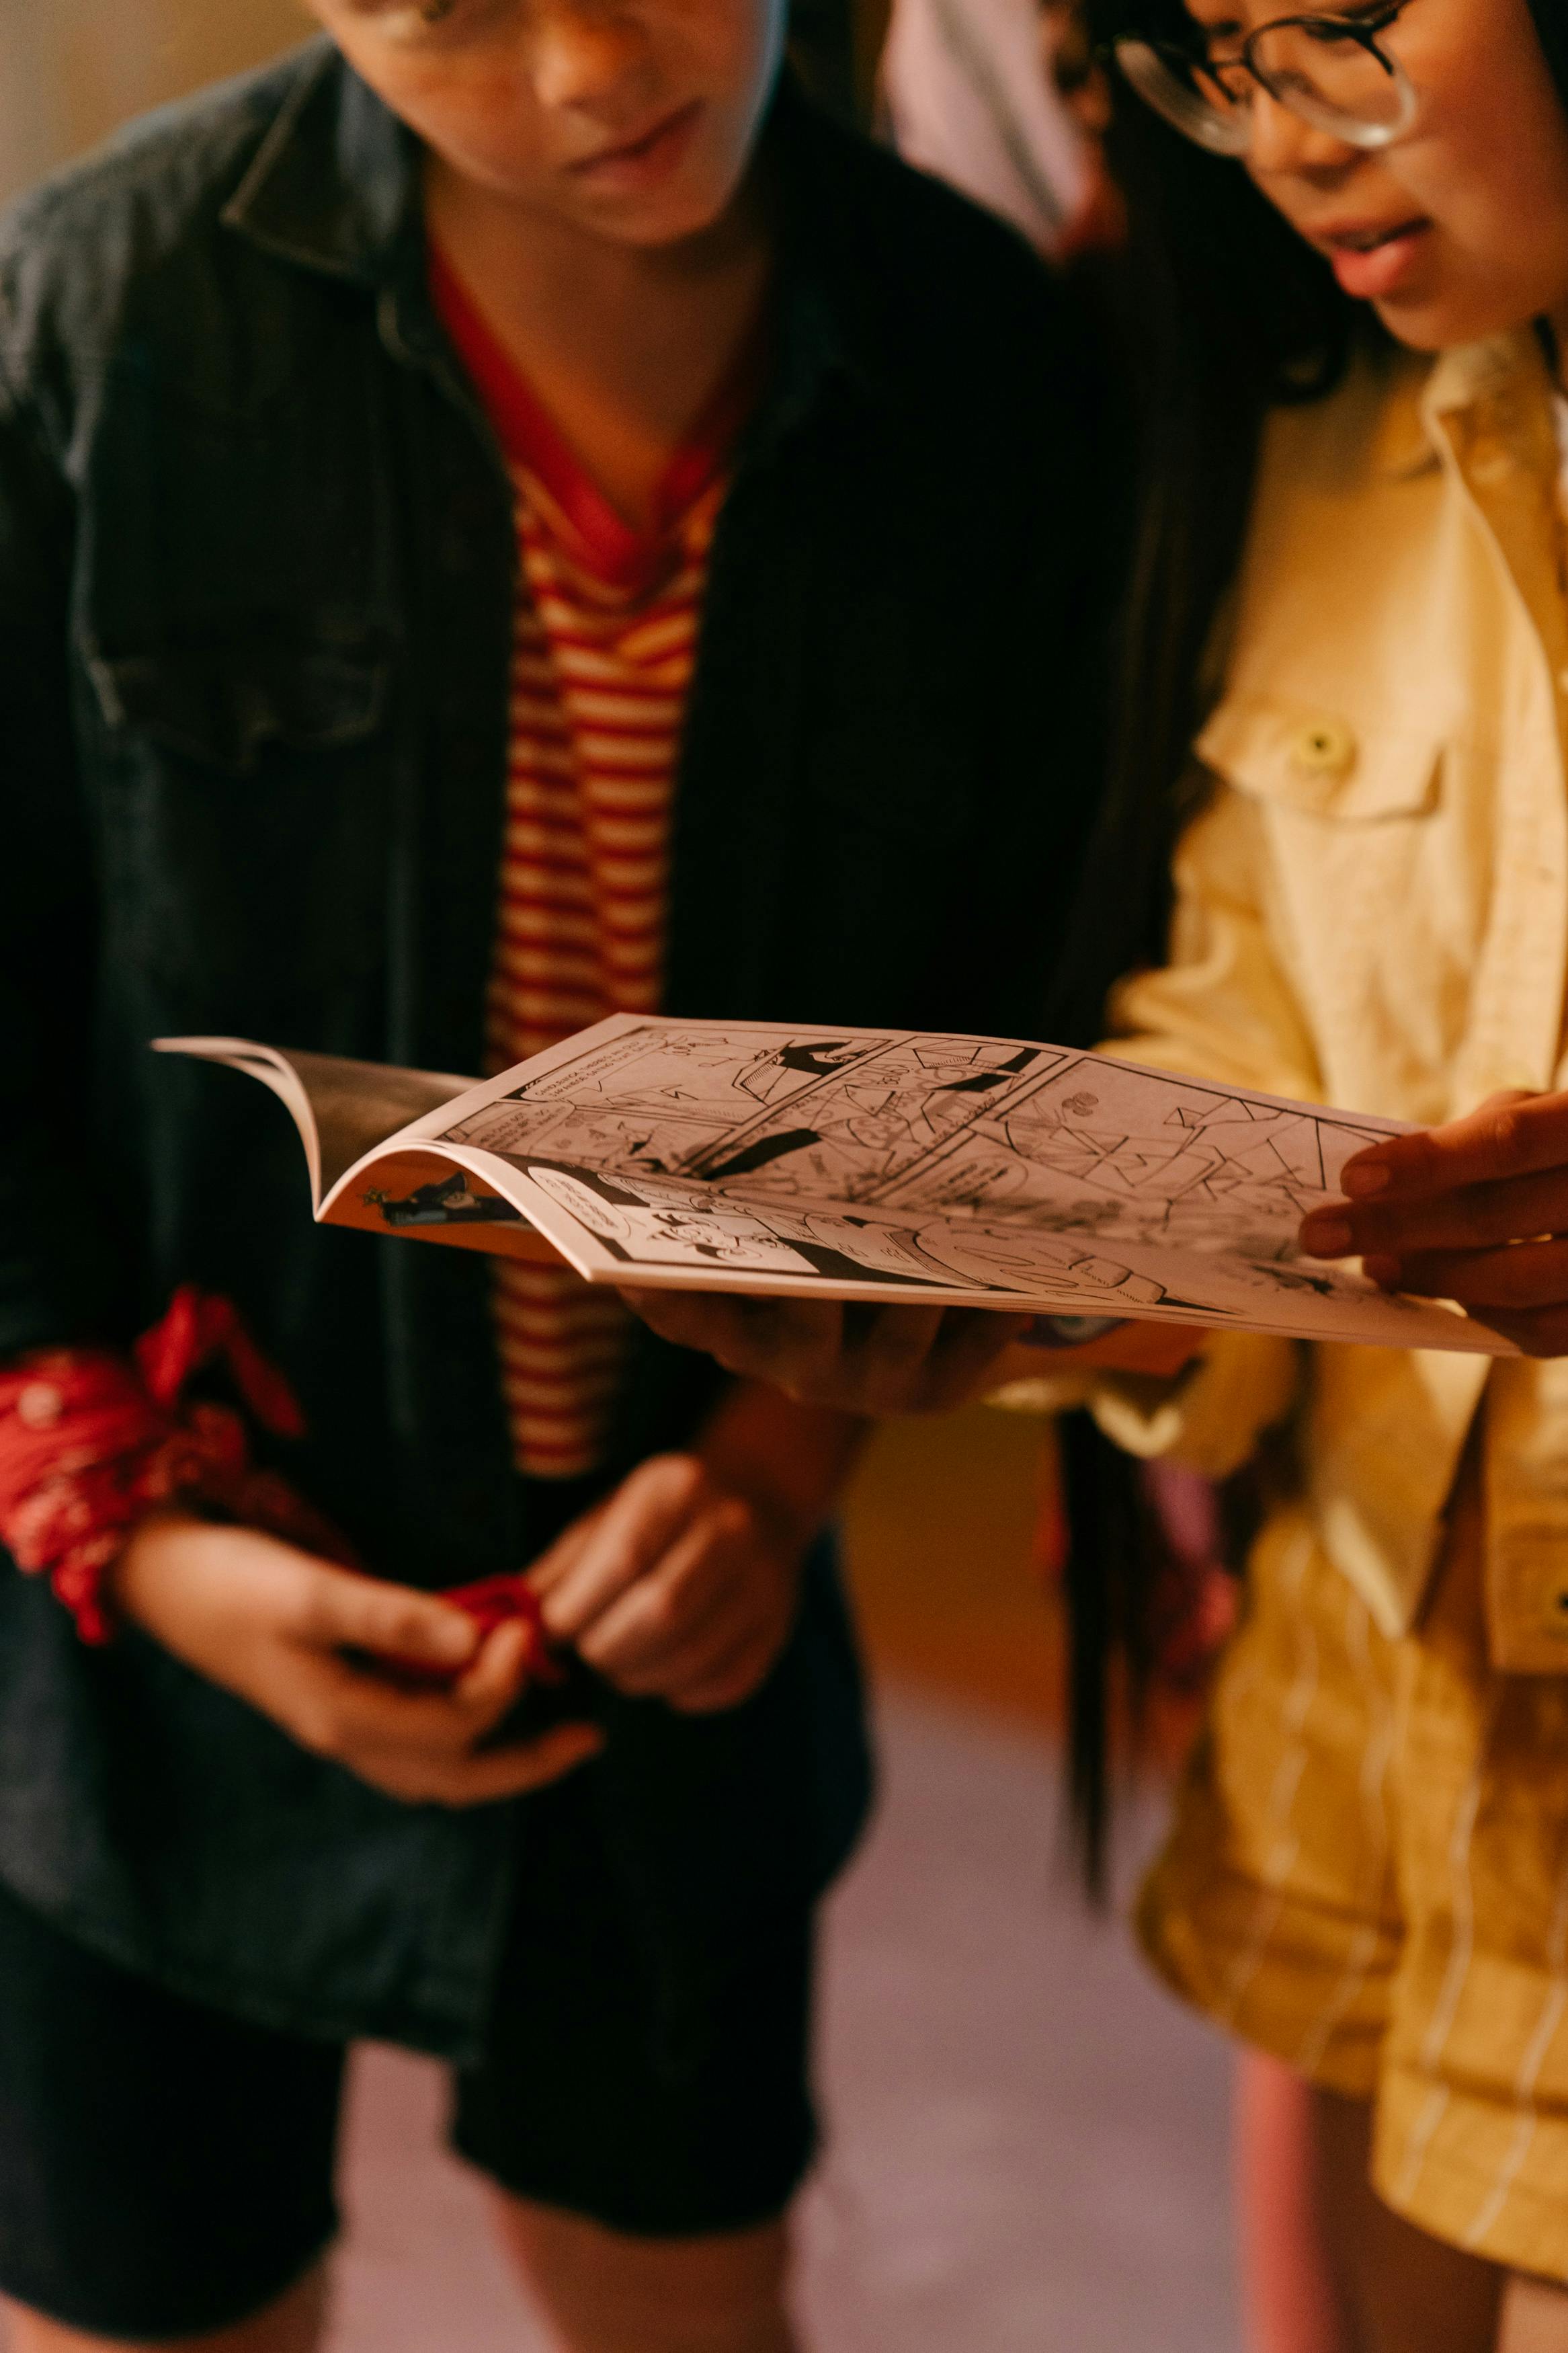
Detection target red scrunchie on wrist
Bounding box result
[0,1286,356,1644]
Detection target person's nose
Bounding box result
[530,2,654,115]
[1245,84,1360,178]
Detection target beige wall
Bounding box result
[0,0,312,203]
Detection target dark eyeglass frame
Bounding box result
[1104,2,1417,151]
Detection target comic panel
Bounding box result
[517,1164,1190,1310]
[438,1023,1072,1203]
[502,1158,1508,1351]
[438,1025,901,1179]
[882,1055,1389,1274]
[682,1036,1068,1203]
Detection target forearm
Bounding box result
[694,1380,869,1547]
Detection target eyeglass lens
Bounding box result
[1249,21,1410,133]
[1114,17,1415,153]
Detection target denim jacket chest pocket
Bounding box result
[81,631,397,1023]
[74,359,405,1024]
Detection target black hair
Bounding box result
[1057,0,1568,1893]
[787,0,862,124]
[1073,0,1568,978]
[1531,0,1568,104]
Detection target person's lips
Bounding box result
[1311,215,1432,301]
[567,101,703,193]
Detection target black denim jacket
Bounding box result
[0,44,1112,2056]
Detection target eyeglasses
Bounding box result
[1110,6,1417,156]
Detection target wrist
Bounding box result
[696,1384,868,1552]
[109,1506,223,1626]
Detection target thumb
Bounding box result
[454,1618,534,1714]
[302,1568,481,1672]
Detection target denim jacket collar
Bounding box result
[220,41,876,432]
[222,40,413,283]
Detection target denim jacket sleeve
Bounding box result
[0,354,127,1355]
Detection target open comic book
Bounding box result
[157,1016,1516,1357]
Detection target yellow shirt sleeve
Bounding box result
[991,779,1315,1471]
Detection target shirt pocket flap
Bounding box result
[1196,699,1442,821]
[87,644,390,776]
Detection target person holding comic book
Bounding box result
[637,0,1568,2341]
[0,5,1112,2349]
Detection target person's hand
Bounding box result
[620,1293,1034,1416]
[112,1513,604,1805]
[526,1453,807,1715]
[1298,1089,1568,1356]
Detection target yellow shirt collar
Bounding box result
[1369,328,1553,482]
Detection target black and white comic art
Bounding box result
[411,1017,1508,1353]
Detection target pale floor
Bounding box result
[0,1414,1242,2352]
[324,1688,1238,2353]
[0,1696,1238,2353]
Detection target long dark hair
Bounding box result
[1074,0,1568,968]
[1530,0,1568,106]
[1058,0,1568,1890]
[1063,0,1357,1021]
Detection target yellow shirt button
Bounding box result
[1291,718,1356,782]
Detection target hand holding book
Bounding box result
[157,1015,1518,1361]
[1299,1087,1568,1359]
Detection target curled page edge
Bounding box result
[153,1039,477,1208]
[154,1037,329,1204]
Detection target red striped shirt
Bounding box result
[432,248,754,1479]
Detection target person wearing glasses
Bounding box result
[631,0,1568,2342]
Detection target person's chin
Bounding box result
[573,169,745,250]
[1370,287,1526,354]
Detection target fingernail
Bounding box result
[538,1593,575,1640]
[1344,1161,1391,1199]
[432,1612,479,1662]
[1302,1215,1354,1257]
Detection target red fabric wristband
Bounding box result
[0,1286,354,1644]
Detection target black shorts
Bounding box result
[0,1765,817,2342]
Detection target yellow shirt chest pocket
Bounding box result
[1191,698,1479,1119]
[1195,697,1443,823]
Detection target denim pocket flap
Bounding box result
[88,644,390,775]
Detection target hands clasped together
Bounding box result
[1300,1089,1568,1357]
[112,1449,813,1812]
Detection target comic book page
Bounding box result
[153,1037,566,1267]
[375,1014,1516,1357]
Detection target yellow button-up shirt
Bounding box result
[1069,327,1568,1669]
